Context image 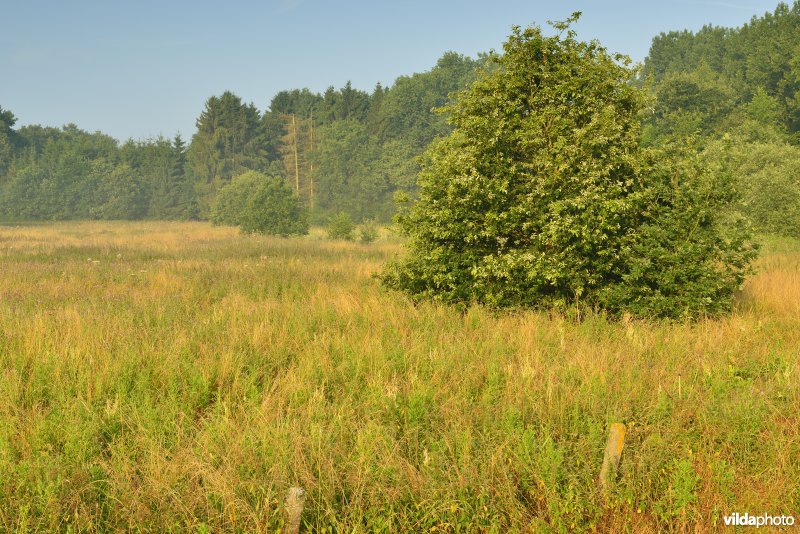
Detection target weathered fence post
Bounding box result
[599,422,626,492]
[285,486,305,534]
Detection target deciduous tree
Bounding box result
[382,15,757,319]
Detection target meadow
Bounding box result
[0,221,798,532]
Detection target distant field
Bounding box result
[0,221,798,531]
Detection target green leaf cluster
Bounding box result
[642,2,800,142]
[703,134,800,238]
[640,3,800,240]
[211,170,308,236]
[1,54,486,224]
[359,219,379,244]
[326,211,355,240]
[381,18,757,319]
[0,124,196,221]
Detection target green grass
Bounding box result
[0,221,798,532]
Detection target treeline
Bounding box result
[0,121,195,221]
[0,53,481,223]
[642,1,800,237]
[2,2,799,233]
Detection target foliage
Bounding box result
[88,159,147,220]
[0,122,198,222]
[654,458,700,522]
[600,144,757,318]
[1,126,124,220]
[377,52,482,148]
[268,88,322,119]
[639,2,800,245]
[327,211,355,240]
[310,120,386,222]
[319,81,371,124]
[359,219,379,244]
[0,106,20,176]
[211,170,308,236]
[0,51,485,224]
[187,92,268,214]
[642,1,800,139]
[641,67,737,146]
[121,135,194,220]
[2,2,797,231]
[703,134,800,238]
[382,17,757,319]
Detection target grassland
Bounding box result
[0,221,798,532]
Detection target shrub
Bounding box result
[381,15,757,319]
[211,171,308,236]
[327,212,355,240]
[359,219,379,244]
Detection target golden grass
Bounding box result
[0,221,798,532]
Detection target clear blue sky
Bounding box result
[1,0,782,142]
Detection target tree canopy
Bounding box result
[381,15,757,319]
[642,1,800,141]
[640,1,800,238]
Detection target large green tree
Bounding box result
[0,106,20,177]
[382,16,756,319]
[309,120,385,221]
[187,91,267,213]
[377,52,481,149]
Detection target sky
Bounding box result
[1,0,783,142]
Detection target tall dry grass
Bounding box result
[0,221,797,532]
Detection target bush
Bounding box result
[327,212,355,240]
[211,171,308,236]
[381,15,757,319]
[359,219,379,244]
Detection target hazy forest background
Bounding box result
[1,2,799,235]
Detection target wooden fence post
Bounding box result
[285,486,305,534]
[599,422,626,492]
